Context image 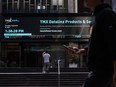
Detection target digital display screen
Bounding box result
[3,14,93,42]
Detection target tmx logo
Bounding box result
[5,18,20,23]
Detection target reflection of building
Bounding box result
[0,0,115,71]
[2,0,67,13]
[0,13,91,70]
[1,0,92,13]
[1,0,114,13]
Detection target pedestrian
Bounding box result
[42,51,51,73]
[83,0,116,87]
[65,0,116,87]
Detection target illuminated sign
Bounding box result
[2,14,93,42]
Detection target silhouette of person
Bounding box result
[64,0,116,87]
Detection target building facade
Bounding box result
[0,0,115,71]
[1,0,91,13]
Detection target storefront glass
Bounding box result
[0,42,88,68]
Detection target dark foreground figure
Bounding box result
[65,0,116,87]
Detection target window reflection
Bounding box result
[2,0,91,13]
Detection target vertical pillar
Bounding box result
[68,0,73,13]
[51,0,58,12]
[57,0,59,11]
[23,0,30,12]
[17,0,20,11]
[0,0,1,35]
[12,0,14,11]
[0,0,2,13]
[34,0,37,11]
[74,0,78,13]
[40,0,42,10]
[68,0,78,13]
[45,0,47,10]
[28,0,30,12]
[12,0,20,12]
[30,0,35,12]
[6,0,9,12]
[58,0,64,13]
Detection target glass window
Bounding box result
[1,0,92,13]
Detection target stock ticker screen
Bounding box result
[3,14,93,42]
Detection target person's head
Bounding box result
[84,0,104,10]
[45,51,48,53]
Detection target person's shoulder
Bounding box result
[101,7,116,21]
